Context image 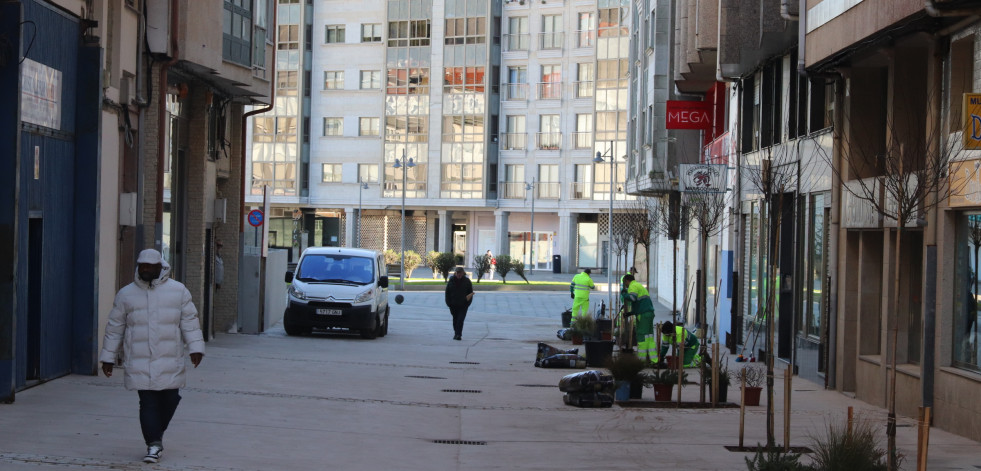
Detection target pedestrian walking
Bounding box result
[99,248,205,464]
[486,249,496,280]
[445,266,475,340]
[570,268,595,320]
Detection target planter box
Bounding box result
[584,340,614,367]
[652,384,673,401]
[742,386,762,406]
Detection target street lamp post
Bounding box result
[525,178,536,275]
[357,179,369,248]
[594,140,615,315]
[393,150,415,291]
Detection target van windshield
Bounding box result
[296,254,375,285]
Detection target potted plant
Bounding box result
[569,314,596,345]
[646,368,687,401]
[738,365,765,406]
[604,353,646,401]
[706,359,732,403]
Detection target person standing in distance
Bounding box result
[570,268,595,320]
[99,249,205,464]
[214,240,224,290]
[485,249,496,280]
[445,266,475,340]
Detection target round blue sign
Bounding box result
[248,209,264,227]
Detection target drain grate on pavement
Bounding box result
[449,361,481,365]
[432,440,487,445]
[405,375,447,380]
[442,389,482,393]
[725,445,813,453]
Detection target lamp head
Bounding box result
[393,159,402,169]
[593,152,604,163]
[361,183,369,190]
[406,158,416,168]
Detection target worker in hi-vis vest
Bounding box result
[656,321,704,368]
[569,268,595,320]
[621,274,655,362]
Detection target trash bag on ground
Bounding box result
[536,342,578,366]
[536,353,587,368]
[563,391,614,408]
[558,370,615,393]
[556,328,573,340]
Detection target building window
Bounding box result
[359,164,379,183]
[502,164,525,198]
[278,24,299,50]
[577,12,594,48]
[322,164,342,183]
[445,17,486,45]
[575,63,594,98]
[538,164,559,199]
[362,23,383,42]
[537,115,560,150]
[539,64,561,100]
[360,70,381,90]
[323,117,343,136]
[574,114,592,149]
[385,68,431,95]
[277,71,298,96]
[324,71,344,90]
[502,115,526,150]
[506,17,529,51]
[505,66,528,100]
[325,25,345,44]
[223,0,253,66]
[359,117,380,136]
[954,212,981,372]
[387,20,431,47]
[540,14,563,50]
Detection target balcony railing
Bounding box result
[575,29,595,48]
[574,80,594,98]
[569,182,593,200]
[537,82,561,100]
[500,182,526,199]
[503,83,529,101]
[536,132,561,150]
[503,33,530,51]
[537,182,560,199]
[500,132,527,150]
[571,132,592,149]
[538,31,564,50]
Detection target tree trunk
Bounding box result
[887,221,904,471]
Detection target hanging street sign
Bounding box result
[679,164,728,192]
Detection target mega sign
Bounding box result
[666,100,712,130]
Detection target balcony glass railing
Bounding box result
[537,82,561,100]
[503,83,529,101]
[539,32,564,50]
[500,133,527,150]
[536,132,561,150]
[504,33,530,51]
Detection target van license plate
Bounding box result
[316,308,342,316]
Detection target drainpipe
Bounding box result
[780,0,799,21]
[925,0,981,17]
[155,0,179,252]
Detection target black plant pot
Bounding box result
[709,382,729,403]
[629,378,643,399]
[584,340,614,367]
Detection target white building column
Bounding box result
[438,209,450,253]
[494,209,509,256]
[344,207,356,247]
[558,210,574,274]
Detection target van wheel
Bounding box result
[379,307,390,337]
[360,325,378,339]
[284,310,308,336]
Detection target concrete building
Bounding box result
[0,0,273,402]
[248,0,648,282]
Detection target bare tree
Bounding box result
[819,88,972,470]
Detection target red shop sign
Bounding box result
[666,100,712,130]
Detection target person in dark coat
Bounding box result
[445,266,475,340]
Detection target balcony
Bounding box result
[569,182,593,200]
[500,133,527,150]
[539,32,564,50]
[500,182,527,199]
[537,82,561,100]
[503,33,530,52]
[536,132,561,150]
[571,132,592,150]
[575,29,594,48]
[537,182,560,199]
[573,81,594,98]
[503,83,529,101]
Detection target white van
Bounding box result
[283,247,390,339]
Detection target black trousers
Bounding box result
[137,389,182,446]
[449,305,469,336]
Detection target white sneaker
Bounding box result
[143,445,162,463]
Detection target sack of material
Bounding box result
[536,342,578,366]
[563,391,614,408]
[558,370,615,393]
[537,353,587,369]
[556,328,573,340]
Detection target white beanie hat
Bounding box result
[136,249,163,265]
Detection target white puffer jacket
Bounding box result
[99,259,205,391]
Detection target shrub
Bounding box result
[494,254,514,283]
[744,445,807,471]
[511,259,529,284]
[645,368,687,386]
[425,251,441,278]
[434,252,457,281]
[570,313,596,338]
[383,249,400,266]
[738,365,766,388]
[808,418,891,471]
[403,250,422,278]
[473,254,492,283]
[604,353,646,383]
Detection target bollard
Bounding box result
[739,368,746,448]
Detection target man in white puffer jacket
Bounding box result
[99,249,205,464]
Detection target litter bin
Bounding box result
[552,255,561,273]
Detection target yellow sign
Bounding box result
[950,159,981,208]
[963,94,981,150]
